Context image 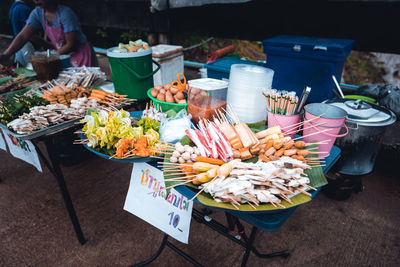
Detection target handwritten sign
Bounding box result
[0,130,6,151]
[2,129,42,172]
[124,163,193,244]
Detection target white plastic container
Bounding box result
[227,64,274,123]
[152,44,184,86]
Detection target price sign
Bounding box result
[2,129,42,172]
[0,130,6,151]
[124,163,193,244]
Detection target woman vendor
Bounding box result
[0,0,97,67]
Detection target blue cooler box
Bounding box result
[205,57,265,80]
[263,35,354,103]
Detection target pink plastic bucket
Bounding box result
[303,103,348,157]
[267,112,301,138]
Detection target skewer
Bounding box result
[293,128,330,141]
[164,172,196,176]
[284,121,327,136]
[281,113,325,130]
[190,176,219,201]
[279,194,293,204]
[296,188,311,196]
[150,178,197,194]
[276,202,286,209]
[246,201,257,210]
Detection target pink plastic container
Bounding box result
[303,103,348,157]
[267,112,301,138]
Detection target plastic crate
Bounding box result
[205,57,265,80]
[263,35,354,103]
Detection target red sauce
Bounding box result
[188,97,226,124]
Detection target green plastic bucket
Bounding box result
[107,47,160,100]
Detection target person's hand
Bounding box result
[0,53,11,64]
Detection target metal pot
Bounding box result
[325,99,396,175]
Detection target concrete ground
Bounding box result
[0,141,399,267]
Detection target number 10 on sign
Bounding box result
[168,212,180,228]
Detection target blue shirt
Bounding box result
[9,2,32,36]
[26,4,87,44]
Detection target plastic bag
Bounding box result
[356,83,400,118]
[379,88,400,118]
[159,109,193,143]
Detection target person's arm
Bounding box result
[56,31,77,55]
[0,24,38,62]
[29,34,54,50]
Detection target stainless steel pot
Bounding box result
[325,99,396,175]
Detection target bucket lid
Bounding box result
[106,47,152,58]
[188,78,228,91]
[325,99,396,126]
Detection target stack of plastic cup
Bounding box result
[227,64,274,123]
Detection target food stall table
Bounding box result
[132,146,340,267]
[0,121,87,244]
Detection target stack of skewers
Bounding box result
[263,86,312,115]
[263,89,298,115]
[156,157,317,209]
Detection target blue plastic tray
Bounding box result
[81,111,158,163]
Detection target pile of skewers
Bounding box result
[0,76,38,94]
[7,100,100,134]
[263,86,311,115]
[213,106,329,165]
[57,67,107,88]
[157,157,316,209]
[263,89,298,115]
[40,80,133,107]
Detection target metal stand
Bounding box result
[33,137,86,245]
[131,208,289,267]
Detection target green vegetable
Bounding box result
[136,117,160,133]
[0,94,48,125]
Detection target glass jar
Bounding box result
[187,78,228,124]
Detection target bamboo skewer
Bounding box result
[284,121,327,136]
[293,129,330,141]
[190,176,218,201]
[281,113,325,130]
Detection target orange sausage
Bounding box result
[297,149,310,156]
[296,155,305,162]
[265,139,274,150]
[195,156,225,165]
[233,150,241,158]
[283,139,295,150]
[274,148,285,157]
[284,149,297,156]
[91,89,107,96]
[259,154,270,162]
[273,141,284,150]
[295,141,306,149]
[264,147,276,157]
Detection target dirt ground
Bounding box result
[0,140,399,267]
[1,37,400,266]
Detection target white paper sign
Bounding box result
[124,163,193,244]
[2,129,42,172]
[0,130,7,151]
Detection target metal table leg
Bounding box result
[130,208,289,266]
[131,234,203,267]
[34,139,86,245]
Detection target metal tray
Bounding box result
[0,117,81,140]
